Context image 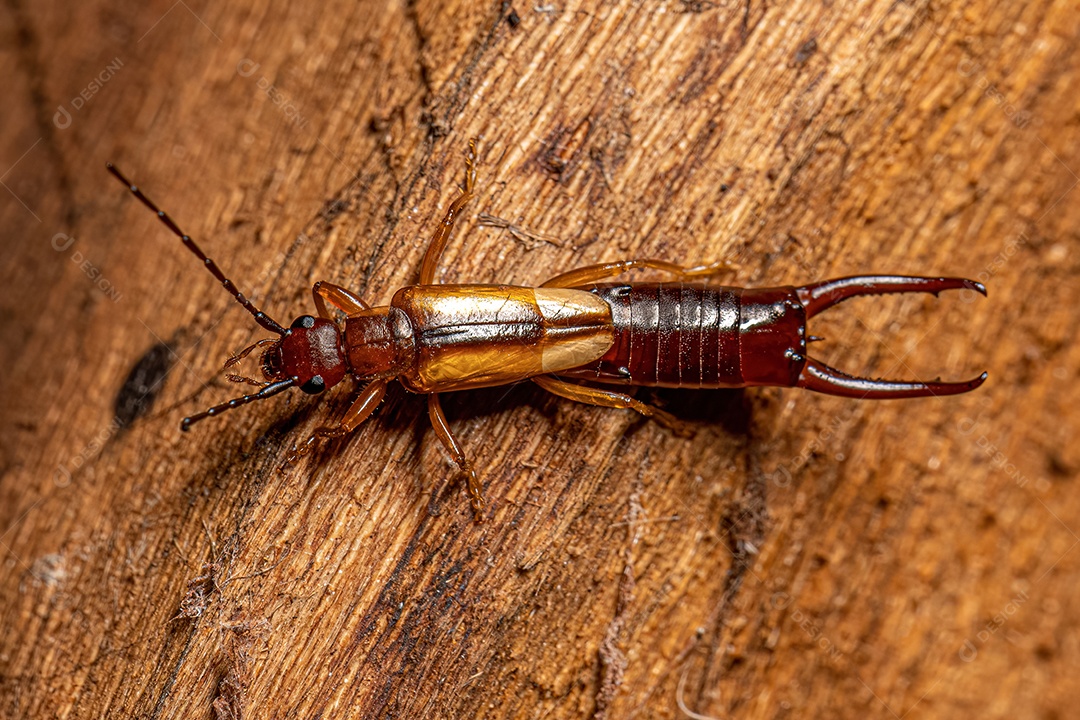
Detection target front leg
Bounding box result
[313,281,369,319]
[282,379,388,469]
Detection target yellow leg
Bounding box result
[427,393,485,521]
[313,281,369,319]
[282,379,388,469]
[419,139,478,285]
[533,375,693,437]
[540,258,731,288]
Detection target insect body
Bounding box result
[107,144,986,519]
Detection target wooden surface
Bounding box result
[2,0,1078,717]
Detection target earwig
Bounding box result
[107,142,986,520]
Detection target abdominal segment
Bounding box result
[557,283,807,389]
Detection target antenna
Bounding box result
[106,163,287,336]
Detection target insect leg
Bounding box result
[313,281,369,318]
[419,139,477,285]
[427,394,484,520]
[281,379,388,469]
[540,259,731,288]
[532,376,693,437]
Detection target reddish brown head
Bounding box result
[179,315,349,431]
[106,162,354,431]
[262,315,348,394]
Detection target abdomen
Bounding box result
[557,283,808,389]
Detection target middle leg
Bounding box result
[419,139,478,285]
[427,393,484,521]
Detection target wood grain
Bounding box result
[2,0,1078,717]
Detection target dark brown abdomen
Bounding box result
[557,283,808,389]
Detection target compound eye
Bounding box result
[291,315,317,329]
[299,375,326,394]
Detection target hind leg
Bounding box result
[533,376,692,437]
[540,259,731,288]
